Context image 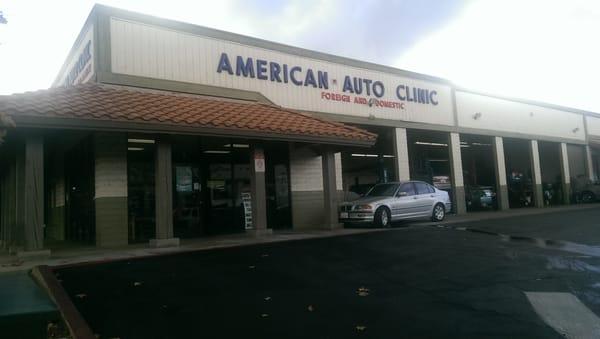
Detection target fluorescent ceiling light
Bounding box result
[429,159,449,162]
[128,147,144,151]
[128,138,155,144]
[472,142,491,146]
[383,155,395,158]
[415,141,448,147]
[204,150,231,154]
[351,153,378,157]
[224,143,250,148]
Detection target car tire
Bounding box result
[581,191,596,203]
[374,207,391,228]
[431,203,445,222]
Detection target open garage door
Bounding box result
[460,134,497,211]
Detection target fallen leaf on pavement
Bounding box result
[307,305,314,312]
[264,297,271,301]
[357,287,370,296]
[261,313,269,318]
[356,325,366,331]
[75,293,87,299]
[133,281,142,286]
[248,265,256,269]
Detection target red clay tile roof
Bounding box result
[0,84,376,146]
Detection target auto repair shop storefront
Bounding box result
[1,4,599,256]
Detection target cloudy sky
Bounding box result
[1,0,599,112]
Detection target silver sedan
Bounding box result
[339,181,452,227]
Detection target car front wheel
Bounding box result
[581,191,596,203]
[431,203,445,222]
[374,207,391,228]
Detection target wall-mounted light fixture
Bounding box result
[573,127,580,133]
[472,112,482,120]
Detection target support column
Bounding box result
[322,148,342,229]
[493,137,510,210]
[449,133,466,214]
[585,145,595,181]
[150,137,179,247]
[94,133,128,247]
[249,146,270,235]
[529,140,544,207]
[392,127,410,181]
[559,142,571,204]
[18,134,49,257]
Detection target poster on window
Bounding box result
[175,166,193,192]
[254,149,265,173]
[275,164,289,208]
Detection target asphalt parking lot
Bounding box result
[55,207,600,338]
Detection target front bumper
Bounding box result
[338,211,374,223]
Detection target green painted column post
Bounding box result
[19,134,50,257]
[94,133,129,247]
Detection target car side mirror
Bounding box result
[397,191,408,197]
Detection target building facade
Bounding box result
[1,5,599,255]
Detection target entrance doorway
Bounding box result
[64,136,95,244]
[170,137,292,237]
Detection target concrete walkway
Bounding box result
[0,203,597,273]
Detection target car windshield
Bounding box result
[366,183,399,197]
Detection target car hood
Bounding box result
[342,196,388,205]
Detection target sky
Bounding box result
[0,0,599,112]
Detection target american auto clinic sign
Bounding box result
[216,52,439,111]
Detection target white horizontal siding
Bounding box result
[456,91,585,141]
[110,18,454,126]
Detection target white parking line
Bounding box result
[525,292,600,339]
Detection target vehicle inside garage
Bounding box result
[503,138,534,208]
[538,141,564,206]
[568,144,588,202]
[341,126,396,201]
[459,134,497,211]
[407,129,452,194]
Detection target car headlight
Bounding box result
[354,204,373,211]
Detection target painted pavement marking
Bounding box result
[525,292,600,339]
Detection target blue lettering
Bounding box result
[256,59,268,80]
[417,88,426,103]
[283,64,289,83]
[373,81,384,98]
[216,53,233,75]
[304,69,317,87]
[396,85,406,100]
[429,91,438,105]
[364,79,372,96]
[353,77,363,95]
[343,76,354,93]
[290,66,303,85]
[317,71,328,89]
[236,56,255,78]
[270,62,282,82]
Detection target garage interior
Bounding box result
[503,138,534,208]
[341,126,396,201]
[459,134,497,211]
